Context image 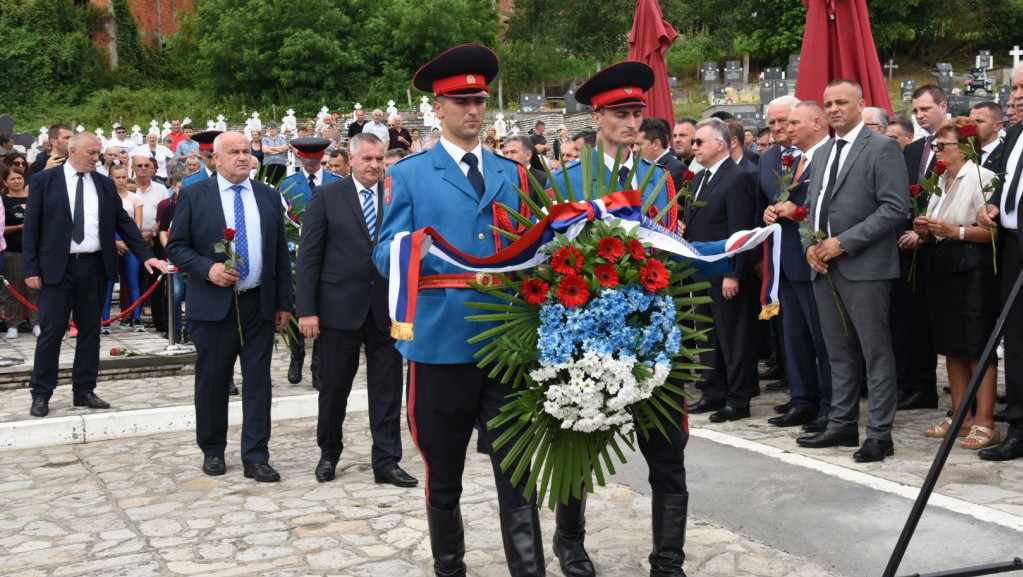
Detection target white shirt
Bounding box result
[603,149,636,189]
[980,139,1000,167]
[363,121,390,147]
[814,121,866,232]
[130,145,175,178]
[1000,134,1023,230]
[109,136,135,153]
[137,180,169,233]
[352,177,379,218]
[64,163,102,253]
[217,175,263,291]
[693,155,729,201]
[440,136,484,182]
[305,167,325,189]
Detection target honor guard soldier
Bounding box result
[181,130,222,189]
[372,45,546,577]
[279,138,341,389]
[548,62,691,577]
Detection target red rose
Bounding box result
[682,170,696,183]
[959,124,977,138]
[557,274,590,307]
[933,161,948,176]
[551,246,584,275]
[596,237,624,262]
[110,348,119,356]
[639,259,670,292]
[223,228,236,241]
[791,206,809,222]
[909,184,921,198]
[521,278,550,306]
[626,239,647,261]
[781,155,795,167]
[594,264,619,288]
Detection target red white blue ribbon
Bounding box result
[388,190,781,339]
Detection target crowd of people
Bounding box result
[6,43,1023,576]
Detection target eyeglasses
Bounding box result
[321,161,328,166]
[692,138,717,148]
[11,161,26,166]
[865,122,882,127]
[134,163,153,168]
[930,141,960,151]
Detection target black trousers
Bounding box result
[408,361,535,511]
[30,253,107,398]
[890,246,937,401]
[191,289,275,466]
[696,279,758,408]
[638,385,689,494]
[316,312,403,473]
[1000,234,1023,430]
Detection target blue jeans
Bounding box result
[103,251,140,321]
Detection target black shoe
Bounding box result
[758,363,784,380]
[994,410,1008,423]
[0,318,7,332]
[997,393,1007,404]
[202,454,226,476]
[802,415,828,433]
[709,405,750,423]
[896,391,938,411]
[687,397,724,414]
[554,494,595,577]
[979,431,1023,461]
[765,379,790,391]
[773,400,793,414]
[73,392,110,409]
[181,331,191,344]
[853,438,895,462]
[768,406,816,427]
[229,381,239,396]
[288,356,303,384]
[796,429,859,448]
[30,396,49,417]
[243,462,281,482]
[17,320,31,333]
[375,466,418,487]
[314,457,338,483]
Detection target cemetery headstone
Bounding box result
[998,85,1011,109]
[702,62,720,85]
[565,81,585,114]
[787,54,801,83]
[724,60,744,84]
[901,79,916,101]
[936,63,954,93]
[763,67,783,80]
[884,59,899,80]
[519,93,543,112]
[0,114,36,150]
[1011,45,1023,69]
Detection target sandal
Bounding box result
[925,417,969,438]
[961,425,1001,450]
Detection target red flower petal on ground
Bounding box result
[110,348,119,356]
[959,124,977,138]
[551,246,584,275]
[557,274,590,307]
[639,259,670,292]
[223,228,236,241]
[791,206,809,222]
[909,184,921,197]
[521,278,550,305]
[597,237,624,262]
[594,264,619,288]
[933,161,948,176]
[626,239,647,261]
[781,155,795,167]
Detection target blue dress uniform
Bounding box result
[181,131,221,189]
[371,45,546,577]
[545,61,690,577]
[279,138,341,389]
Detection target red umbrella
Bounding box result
[794,0,892,113]
[628,0,678,127]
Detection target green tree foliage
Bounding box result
[111,0,146,79]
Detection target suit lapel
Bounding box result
[807,139,834,216]
[343,178,372,241]
[432,145,479,203]
[478,150,506,209]
[830,129,870,195]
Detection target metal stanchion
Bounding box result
[162,263,192,355]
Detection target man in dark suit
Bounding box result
[685,117,758,422]
[892,85,946,411]
[726,119,759,177]
[637,117,687,191]
[763,101,834,433]
[672,118,698,167]
[976,64,1023,461]
[971,102,1004,171]
[167,131,293,482]
[798,79,909,463]
[296,132,417,488]
[501,135,549,203]
[23,132,166,417]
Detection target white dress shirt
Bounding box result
[693,155,730,201]
[603,149,636,189]
[440,136,484,183]
[137,180,169,233]
[64,163,101,253]
[1000,133,1023,230]
[217,175,263,291]
[352,177,379,216]
[814,121,866,232]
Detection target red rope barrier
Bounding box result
[2,274,165,328]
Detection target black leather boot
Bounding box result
[553,493,595,576]
[426,504,467,577]
[500,504,546,576]
[649,492,688,577]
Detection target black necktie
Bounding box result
[918,134,934,179]
[72,172,85,243]
[694,170,711,199]
[818,139,848,231]
[618,166,631,189]
[1005,142,1023,214]
[462,153,484,198]
[308,173,316,192]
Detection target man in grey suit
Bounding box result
[796,79,909,463]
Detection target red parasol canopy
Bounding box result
[628,0,678,127]
[794,0,892,113]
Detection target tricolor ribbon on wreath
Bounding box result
[387,189,782,340]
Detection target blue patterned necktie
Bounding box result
[361,188,376,240]
[230,185,249,279]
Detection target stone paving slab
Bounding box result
[0,412,839,577]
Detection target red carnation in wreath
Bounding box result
[597,237,624,262]
[639,259,670,292]
[521,278,550,306]
[594,264,619,288]
[557,274,590,307]
[551,246,584,275]
[626,239,647,261]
